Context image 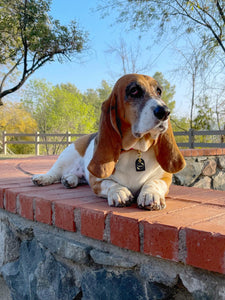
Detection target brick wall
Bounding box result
[0,155,225,299]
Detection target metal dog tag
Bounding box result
[135,158,145,172]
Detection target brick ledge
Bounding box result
[0,156,225,274]
[181,148,225,157]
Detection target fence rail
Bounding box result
[174,129,225,149]
[2,129,225,155]
[2,131,85,155]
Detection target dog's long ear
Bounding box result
[154,120,186,173]
[88,91,122,178]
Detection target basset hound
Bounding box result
[32,74,185,210]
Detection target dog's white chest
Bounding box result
[109,148,163,194]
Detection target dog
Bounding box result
[32,74,185,210]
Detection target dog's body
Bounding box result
[33,74,185,210]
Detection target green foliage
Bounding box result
[20,79,112,154]
[153,72,176,115]
[0,102,37,154]
[0,0,87,102]
[22,79,96,134]
[171,116,190,146]
[171,116,190,132]
[83,80,112,130]
[193,96,214,130]
[51,84,96,134]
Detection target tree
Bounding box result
[0,102,37,153]
[21,79,97,154]
[193,96,214,130]
[98,0,225,57]
[83,80,112,130]
[0,0,87,104]
[173,39,208,129]
[106,37,152,76]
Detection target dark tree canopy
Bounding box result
[0,0,87,104]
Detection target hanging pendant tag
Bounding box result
[135,158,145,172]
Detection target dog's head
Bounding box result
[88,74,185,178]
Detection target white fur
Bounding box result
[97,148,166,207]
[137,179,168,210]
[32,143,84,187]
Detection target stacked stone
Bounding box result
[173,156,225,190]
[0,211,225,300]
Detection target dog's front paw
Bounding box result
[32,174,57,186]
[61,174,79,188]
[137,190,166,211]
[108,185,134,207]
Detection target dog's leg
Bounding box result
[137,172,172,210]
[32,143,82,187]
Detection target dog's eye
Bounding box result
[156,87,162,96]
[130,87,139,96]
[129,85,143,98]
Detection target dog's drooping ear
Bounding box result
[154,120,186,173]
[88,91,122,178]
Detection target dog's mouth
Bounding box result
[132,120,168,139]
[149,121,168,139]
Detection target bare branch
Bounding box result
[216,0,225,25]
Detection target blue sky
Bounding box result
[26,0,187,114]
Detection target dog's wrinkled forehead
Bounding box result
[114,74,162,101]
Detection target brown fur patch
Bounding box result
[160,171,173,196]
[74,133,97,157]
[154,120,186,173]
[89,173,102,196]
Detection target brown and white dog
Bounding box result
[32,74,185,210]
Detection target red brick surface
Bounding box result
[1,155,225,274]
[143,223,179,261]
[54,201,76,232]
[110,214,140,252]
[185,228,225,273]
[181,148,225,157]
[19,194,34,220]
[81,206,107,240]
[35,198,52,225]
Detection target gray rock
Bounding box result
[192,176,211,189]
[37,232,91,263]
[90,249,136,268]
[1,239,80,300]
[140,260,179,287]
[180,267,225,300]
[213,171,225,190]
[34,252,79,300]
[201,159,217,176]
[173,159,204,186]
[218,156,225,169]
[0,223,20,267]
[0,276,12,300]
[81,269,170,300]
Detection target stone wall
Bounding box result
[173,155,225,190]
[1,209,225,300]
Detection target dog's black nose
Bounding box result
[153,105,170,121]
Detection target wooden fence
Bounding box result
[174,129,225,149]
[1,129,225,155]
[2,131,84,155]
